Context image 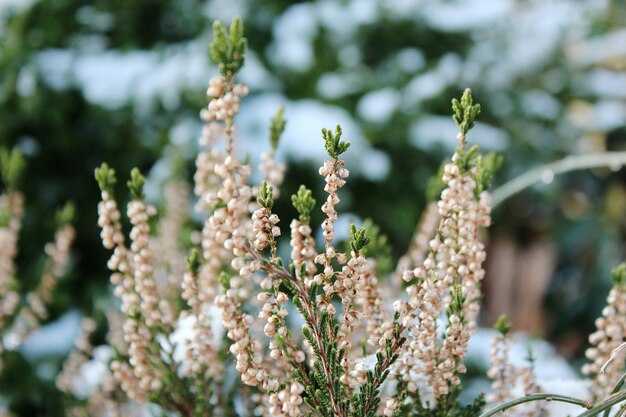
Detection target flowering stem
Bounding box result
[477,393,591,417]
[254,249,345,417]
[491,151,626,207]
[361,329,405,415]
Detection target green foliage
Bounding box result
[322,125,350,159]
[361,219,393,276]
[494,314,511,336]
[127,167,145,200]
[0,146,25,190]
[456,144,481,174]
[351,312,405,417]
[349,224,370,253]
[291,185,315,223]
[94,163,117,194]
[292,295,352,417]
[447,285,466,321]
[218,272,231,290]
[0,207,10,228]
[258,180,274,209]
[269,106,287,150]
[186,248,202,275]
[451,88,481,138]
[612,262,626,288]
[55,201,75,226]
[209,16,248,77]
[475,152,503,194]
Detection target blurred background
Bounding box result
[0,0,625,415]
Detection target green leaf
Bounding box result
[0,146,26,189]
[258,180,274,209]
[94,162,117,194]
[186,248,202,275]
[456,143,481,175]
[127,167,145,200]
[612,262,626,288]
[269,106,287,150]
[218,272,231,290]
[451,88,481,138]
[55,201,75,226]
[349,224,370,253]
[475,152,504,193]
[291,185,316,223]
[209,16,247,76]
[494,314,511,336]
[448,285,465,316]
[322,125,350,159]
[0,208,10,228]
[361,219,392,276]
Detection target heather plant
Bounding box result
[68,16,626,417]
[0,147,76,373]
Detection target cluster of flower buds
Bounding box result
[258,277,289,338]
[318,160,349,246]
[289,219,317,287]
[110,359,144,401]
[399,155,491,399]
[97,192,125,251]
[382,397,399,417]
[57,318,97,395]
[194,120,224,212]
[151,181,189,298]
[96,185,137,319]
[268,382,305,417]
[180,262,221,379]
[313,157,350,314]
[437,314,468,391]
[206,76,249,121]
[260,152,286,197]
[402,273,442,396]
[128,200,164,328]
[486,331,515,403]
[216,288,267,386]
[252,207,280,251]
[582,267,626,399]
[355,259,385,347]
[394,202,439,287]
[334,254,367,307]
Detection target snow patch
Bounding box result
[269,4,317,72]
[409,115,508,151]
[238,93,390,180]
[20,310,82,359]
[421,0,513,32]
[357,88,401,124]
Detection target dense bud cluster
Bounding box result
[582,264,626,399]
[216,288,268,387]
[206,75,249,121]
[268,382,305,417]
[0,177,76,373]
